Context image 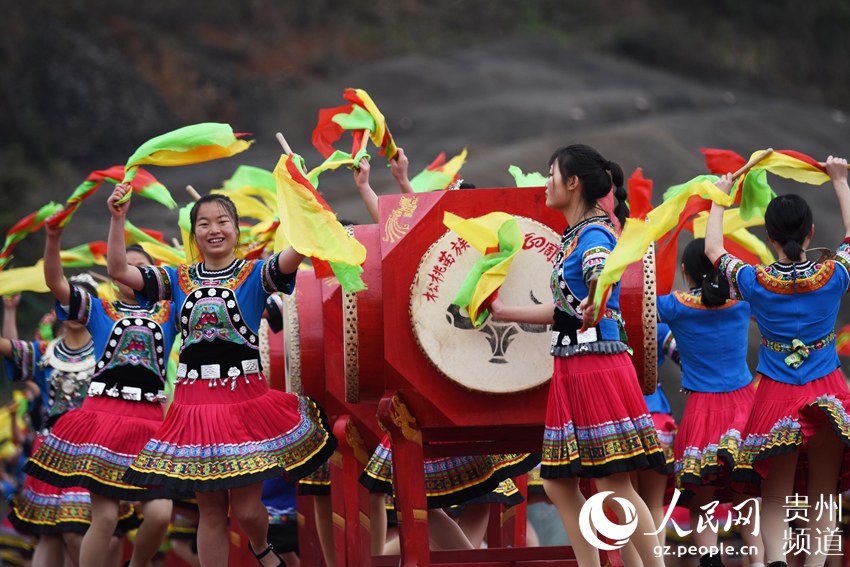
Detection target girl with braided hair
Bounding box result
[491,144,666,566]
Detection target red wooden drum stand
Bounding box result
[280,187,657,566]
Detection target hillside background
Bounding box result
[3,1,850,412]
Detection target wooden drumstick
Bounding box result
[579,279,599,333]
[275,132,293,155]
[730,148,773,182]
[360,130,371,154]
[817,161,850,169]
[87,270,109,283]
[186,185,201,201]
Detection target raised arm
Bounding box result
[704,173,734,264]
[276,247,306,275]
[2,295,20,342]
[0,295,19,358]
[106,183,145,291]
[43,223,72,306]
[390,148,414,194]
[825,156,850,239]
[353,157,379,223]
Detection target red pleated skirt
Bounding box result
[24,397,167,500]
[732,369,850,495]
[541,352,666,478]
[674,384,755,501]
[359,435,537,509]
[123,373,336,494]
[652,412,678,476]
[10,436,139,535]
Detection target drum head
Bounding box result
[409,217,559,394]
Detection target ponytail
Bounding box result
[764,194,812,262]
[682,238,729,308]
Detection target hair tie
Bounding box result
[604,160,612,171]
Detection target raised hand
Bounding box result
[107,183,132,218]
[2,294,21,311]
[714,172,734,195]
[825,155,849,183]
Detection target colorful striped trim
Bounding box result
[9,486,91,535]
[178,262,251,297]
[67,286,93,325]
[24,434,167,500]
[9,340,39,380]
[359,442,538,508]
[297,460,331,495]
[261,252,296,294]
[541,414,665,477]
[675,429,741,489]
[582,246,610,282]
[142,266,173,302]
[125,397,335,491]
[734,395,850,486]
[717,253,745,300]
[835,239,850,281]
[657,428,676,467]
[102,299,170,325]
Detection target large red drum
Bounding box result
[280,187,656,419]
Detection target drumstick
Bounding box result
[352,131,372,170]
[186,185,202,201]
[275,132,293,155]
[579,279,599,333]
[87,270,109,283]
[730,148,773,182]
[817,161,850,169]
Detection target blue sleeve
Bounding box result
[656,295,678,324]
[574,226,616,285]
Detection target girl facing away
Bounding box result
[658,237,763,567]
[705,156,850,567]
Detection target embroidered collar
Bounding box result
[561,215,612,241]
[54,339,94,359]
[105,300,170,324]
[770,260,815,274]
[673,289,735,310]
[197,259,243,279]
[756,260,834,294]
[42,338,96,373]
